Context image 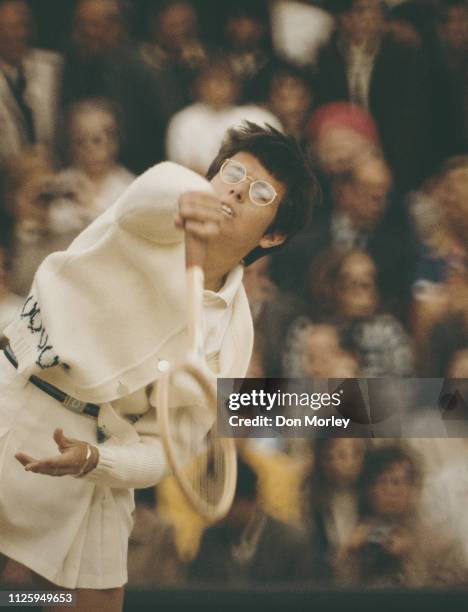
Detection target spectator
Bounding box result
[65,98,134,217]
[306,102,381,180]
[338,445,466,586]
[283,320,358,378]
[140,0,208,122]
[166,58,281,175]
[266,62,314,144]
[314,0,438,191]
[61,0,164,173]
[221,2,277,103]
[306,438,368,583]
[308,248,415,377]
[0,0,62,162]
[188,454,314,583]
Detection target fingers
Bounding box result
[179,192,224,220]
[15,452,36,467]
[184,220,221,239]
[177,192,224,241]
[53,428,79,450]
[22,454,78,476]
[15,447,84,477]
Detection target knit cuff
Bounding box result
[83,445,119,483]
[83,441,169,489]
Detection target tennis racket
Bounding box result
[156,234,237,521]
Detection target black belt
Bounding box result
[3,345,100,419]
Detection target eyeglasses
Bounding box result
[220,158,278,207]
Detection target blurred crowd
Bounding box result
[0,0,467,591]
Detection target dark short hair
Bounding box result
[357,445,421,517]
[310,437,368,497]
[206,122,320,265]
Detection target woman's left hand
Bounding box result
[15,428,99,477]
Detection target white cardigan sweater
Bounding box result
[5,162,254,488]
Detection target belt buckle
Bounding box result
[63,395,87,414]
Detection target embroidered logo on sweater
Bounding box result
[20,296,60,369]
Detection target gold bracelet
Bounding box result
[74,444,93,478]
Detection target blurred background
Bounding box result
[0,0,467,609]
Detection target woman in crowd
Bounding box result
[64,97,135,218]
[305,438,368,583]
[284,247,414,378]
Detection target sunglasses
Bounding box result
[220,158,278,207]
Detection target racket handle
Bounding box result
[185,233,206,270]
[185,233,205,356]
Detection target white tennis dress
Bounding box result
[0,355,134,589]
[0,162,253,589]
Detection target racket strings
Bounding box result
[185,432,226,506]
[162,367,235,518]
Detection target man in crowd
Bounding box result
[314,0,438,191]
[0,0,61,161]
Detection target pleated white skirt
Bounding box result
[0,355,135,589]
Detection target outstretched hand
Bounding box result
[15,428,99,477]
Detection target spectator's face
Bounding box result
[370,460,416,518]
[198,69,239,109]
[323,439,366,487]
[0,0,31,65]
[336,251,379,319]
[337,155,391,229]
[269,75,312,125]
[73,0,124,57]
[225,15,265,49]
[301,325,342,378]
[70,107,119,174]
[315,128,374,176]
[155,2,197,52]
[210,152,286,259]
[340,0,385,45]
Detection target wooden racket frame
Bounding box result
[156,235,237,521]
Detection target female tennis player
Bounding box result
[0,123,316,611]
